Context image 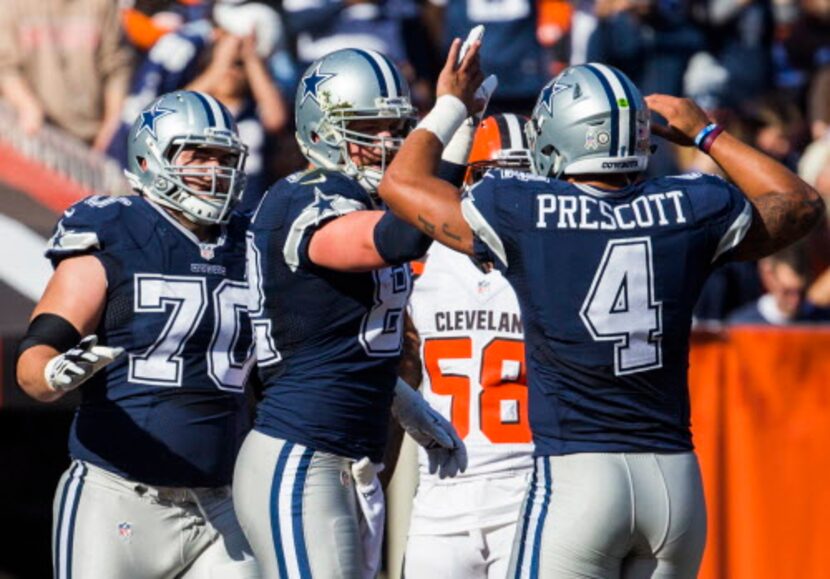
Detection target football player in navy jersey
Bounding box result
[233,48,466,579]
[16,90,260,579]
[379,40,824,578]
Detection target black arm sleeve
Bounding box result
[373,211,433,265]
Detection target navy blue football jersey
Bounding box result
[45,195,255,486]
[247,169,411,462]
[461,170,753,455]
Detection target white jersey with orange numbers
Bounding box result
[409,241,534,483]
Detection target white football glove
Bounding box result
[44,335,125,392]
[391,379,468,478]
[441,74,499,165]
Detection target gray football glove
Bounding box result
[391,378,468,478]
[44,335,124,392]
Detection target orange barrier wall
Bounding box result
[690,327,830,579]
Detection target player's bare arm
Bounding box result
[647,94,824,261]
[307,211,387,271]
[379,38,485,256]
[16,255,107,402]
[308,208,434,272]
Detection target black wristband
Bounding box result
[17,313,81,358]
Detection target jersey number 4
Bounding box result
[580,237,663,376]
[423,337,531,444]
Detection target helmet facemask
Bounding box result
[135,129,248,226]
[525,114,558,178]
[468,149,534,183]
[294,49,416,197]
[310,101,416,194]
[464,113,533,185]
[125,91,249,226]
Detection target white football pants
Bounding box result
[509,452,707,579]
[233,429,365,579]
[52,460,260,579]
[405,521,517,579]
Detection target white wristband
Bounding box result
[441,119,475,165]
[417,95,469,147]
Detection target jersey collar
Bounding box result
[145,198,229,257]
[571,182,635,198]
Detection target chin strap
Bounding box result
[552,153,565,179]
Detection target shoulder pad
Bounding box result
[663,172,738,218]
[281,176,370,272]
[45,196,135,259]
[295,169,373,205]
[663,171,727,185]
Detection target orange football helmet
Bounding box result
[465,113,533,185]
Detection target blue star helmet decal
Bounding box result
[137,101,176,140]
[539,82,571,115]
[301,64,336,105]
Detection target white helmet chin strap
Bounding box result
[178,195,226,225]
[344,157,382,198]
[141,185,225,225]
[552,154,566,179]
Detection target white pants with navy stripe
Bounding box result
[508,453,707,579]
[52,460,259,579]
[233,429,364,579]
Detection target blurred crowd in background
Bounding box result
[2,0,830,325]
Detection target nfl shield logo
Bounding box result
[117,522,132,540]
[200,245,215,260]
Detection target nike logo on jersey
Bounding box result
[301,174,327,186]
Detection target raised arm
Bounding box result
[379,38,485,256]
[646,94,825,261]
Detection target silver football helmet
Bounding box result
[526,63,650,178]
[294,48,416,193]
[125,90,248,225]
